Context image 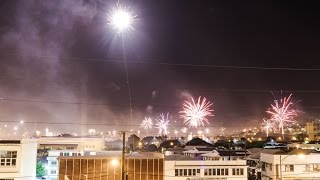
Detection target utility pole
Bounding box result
[121,131,126,180]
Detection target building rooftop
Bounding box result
[165,154,196,161]
[58,152,164,159]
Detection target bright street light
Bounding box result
[109,5,135,33]
[111,159,119,166]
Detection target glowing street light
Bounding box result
[111,159,119,166]
[109,5,135,33]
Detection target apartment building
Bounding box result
[165,151,248,180]
[0,139,37,180]
[306,121,320,141]
[260,149,320,180]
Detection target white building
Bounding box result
[0,139,37,180]
[37,136,105,151]
[260,149,320,180]
[165,151,248,180]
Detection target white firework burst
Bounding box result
[155,113,170,135]
[180,96,214,128]
[140,117,153,130]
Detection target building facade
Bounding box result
[0,139,37,180]
[37,136,105,151]
[46,150,121,180]
[165,152,248,180]
[58,152,164,180]
[260,149,320,180]
[306,121,320,141]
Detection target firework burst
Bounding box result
[155,113,170,135]
[179,96,214,128]
[140,117,153,131]
[266,94,298,138]
[261,118,274,137]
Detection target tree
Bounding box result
[36,161,46,177]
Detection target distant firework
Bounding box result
[261,118,274,137]
[155,113,170,135]
[266,94,298,138]
[140,117,153,130]
[179,96,214,128]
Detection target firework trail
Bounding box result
[155,113,170,135]
[266,94,298,139]
[179,96,214,128]
[140,117,153,131]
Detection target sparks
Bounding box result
[179,96,214,128]
[155,113,170,135]
[140,117,153,131]
[108,4,136,33]
[261,118,274,137]
[266,94,298,138]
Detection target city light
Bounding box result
[111,159,119,166]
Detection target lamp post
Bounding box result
[279,154,305,180]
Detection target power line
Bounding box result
[1,52,320,71]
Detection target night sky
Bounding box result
[0,0,320,135]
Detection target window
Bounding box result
[285,165,294,172]
[305,164,320,172]
[192,169,196,176]
[175,169,198,176]
[232,168,244,175]
[196,169,200,175]
[51,161,57,165]
[51,170,57,174]
[262,162,266,171]
[204,168,228,176]
[0,151,17,167]
[269,163,273,171]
